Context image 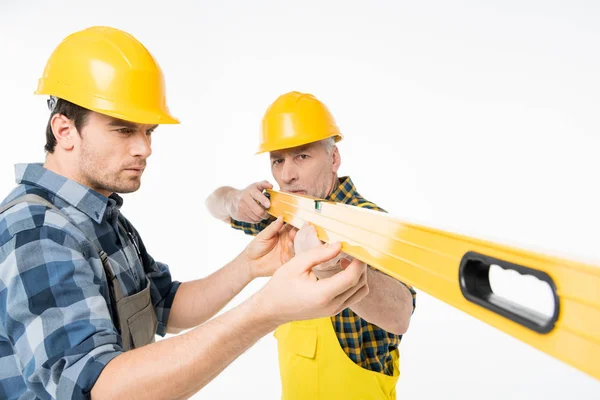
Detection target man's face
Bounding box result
[74,112,156,196]
[269,140,340,199]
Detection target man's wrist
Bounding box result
[245,290,285,331]
[224,188,238,218]
[236,249,256,282]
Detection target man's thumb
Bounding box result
[290,242,343,273]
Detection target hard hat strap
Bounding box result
[47,95,58,112]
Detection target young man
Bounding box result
[0,27,370,400]
[206,91,417,399]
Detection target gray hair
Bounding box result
[321,137,336,155]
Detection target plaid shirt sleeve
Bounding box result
[230,217,275,237]
[0,223,123,399]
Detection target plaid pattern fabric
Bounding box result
[0,163,180,400]
[232,176,417,376]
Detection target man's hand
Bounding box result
[226,181,273,223]
[292,223,414,335]
[254,242,369,325]
[243,216,297,279]
[294,223,350,279]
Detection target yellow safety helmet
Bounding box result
[35,26,179,125]
[258,91,342,154]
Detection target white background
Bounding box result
[1,1,599,399]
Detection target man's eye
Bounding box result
[117,128,134,134]
[272,159,283,166]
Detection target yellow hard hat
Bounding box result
[35,26,179,125]
[258,91,342,154]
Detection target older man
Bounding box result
[206,91,417,400]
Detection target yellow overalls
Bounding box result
[275,317,400,399]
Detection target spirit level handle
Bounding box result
[459,251,560,334]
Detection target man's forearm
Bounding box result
[166,254,253,333]
[350,267,413,335]
[205,186,236,222]
[92,294,277,400]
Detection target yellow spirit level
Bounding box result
[265,189,600,381]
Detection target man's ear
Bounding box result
[50,114,77,150]
[332,145,341,173]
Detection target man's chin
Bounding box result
[285,190,308,196]
[108,181,142,195]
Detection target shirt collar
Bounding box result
[14,163,122,223]
[325,176,357,204]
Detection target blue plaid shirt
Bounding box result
[0,163,180,400]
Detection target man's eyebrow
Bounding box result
[270,145,314,159]
[289,145,312,155]
[107,119,158,131]
[107,118,138,128]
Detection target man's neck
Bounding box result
[324,174,339,199]
[43,155,69,180]
[43,156,111,198]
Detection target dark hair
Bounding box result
[45,98,91,153]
